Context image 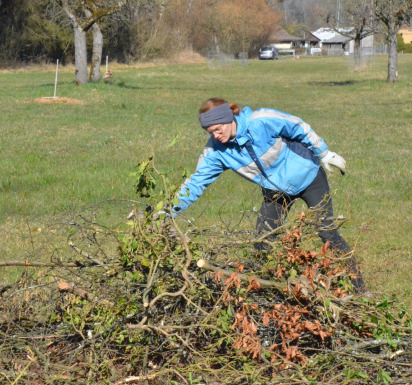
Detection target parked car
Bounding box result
[258,46,278,60]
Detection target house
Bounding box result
[311,27,375,56]
[310,27,340,46]
[269,27,320,54]
[399,24,412,44]
[321,34,352,55]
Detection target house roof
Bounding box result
[305,33,321,43]
[271,27,320,43]
[311,27,353,42]
[270,27,301,42]
[311,28,338,41]
[323,35,352,44]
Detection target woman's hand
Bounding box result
[321,151,346,174]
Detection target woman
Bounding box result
[173,97,366,293]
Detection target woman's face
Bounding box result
[206,120,237,144]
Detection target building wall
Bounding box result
[272,43,293,49]
[361,35,374,49]
[348,35,374,54]
[399,29,412,44]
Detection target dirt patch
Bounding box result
[33,97,84,104]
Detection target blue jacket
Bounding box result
[173,106,329,214]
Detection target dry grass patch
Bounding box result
[33,97,84,104]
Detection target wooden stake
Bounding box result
[53,59,59,98]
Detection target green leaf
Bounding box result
[378,369,392,384]
[357,371,368,379]
[376,296,390,309]
[133,158,156,198]
[173,195,180,206]
[370,314,378,323]
[167,134,179,148]
[289,268,297,279]
[141,258,150,267]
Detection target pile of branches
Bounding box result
[1,201,411,385]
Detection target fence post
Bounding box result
[53,59,59,98]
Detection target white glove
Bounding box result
[321,151,346,174]
[152,210,172,221]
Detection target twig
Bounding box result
[146,283,188,308]
[345,338,411,351]
[113,368,188,385]
[11,348,35,385]
[68,241,108,270]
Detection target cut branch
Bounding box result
[0,260,78,268]
[57,281,114,307]
[197,258,286,291]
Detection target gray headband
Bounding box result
[198,103,234,129]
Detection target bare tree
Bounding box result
[60,0,87,84]
[59,0,127,84]
[373,0,412,82]
[267,0,338,30]
[190,0,280,54]
[327,0,376,68]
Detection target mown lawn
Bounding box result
[0,55,411,309]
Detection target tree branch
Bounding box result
[0,260,78,268]
[197,258,286,291]
[57,281,114,307]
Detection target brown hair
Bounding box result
[199,97,240,116]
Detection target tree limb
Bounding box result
[0,260,78,268]
[57,281,114,307]
[197,258,286,292]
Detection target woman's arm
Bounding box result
[251,108,329,157]
[173,140,225,215]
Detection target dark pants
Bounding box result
[256,167,366,292]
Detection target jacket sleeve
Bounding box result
[279,114,328,157]
[172,140,225,215]
[257,109,329,157]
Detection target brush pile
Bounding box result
[1,201,411,384]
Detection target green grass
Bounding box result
[0,56,411,308]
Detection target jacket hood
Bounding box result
[234,106,253,146]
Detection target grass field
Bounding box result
[0,55,411,309]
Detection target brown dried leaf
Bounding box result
[246,276,261,292]
[321,240,330,256]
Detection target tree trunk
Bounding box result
[387,23,398,82]
[353,37,362,68]
[213,31,220,53]
[84,8,103,82]
[90,22,103,82]
[90,23,103,82]
[62,1,88,84]
[73,26,88,84]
